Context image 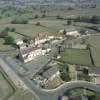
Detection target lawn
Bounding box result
[86,35,100,67]
[61,48,92,66]
[0,72,14,100]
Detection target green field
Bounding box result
[61,48,92,66]
[8,89,37,100]
[0,72,14,100]
[0,20,75,38]
[0,72,37,100]
[87,35,100,67]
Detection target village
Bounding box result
[0,0,99,100]
[14,28,100,92]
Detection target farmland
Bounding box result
[8,89,37,100]
[86,35,100,67]
[0,2,99,61]
[0,72,14,100]
[0,72,37,100]
[61,48,92,66]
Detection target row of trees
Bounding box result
[56,15,100,25]
[70,16,100,24]
[34,13,47,19]
[11,19,28,24]
[11,13,46,24]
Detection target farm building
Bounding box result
[59,29,80,38]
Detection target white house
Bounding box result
[19,46,51,63]
[19,47,42,63]
[59,29,80,38]
[66,29,80,38]
[34,38,50,45]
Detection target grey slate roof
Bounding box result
[88,67,100,74]
[20,46,40,55]
[43,66,59,79]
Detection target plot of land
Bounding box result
[87,35,100,66]
[8,89,37,100]
[61,48,92,66]
[0,20,75,38]
[0,72,14,100]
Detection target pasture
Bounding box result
[0,72,14,100]
[86,35,100,67]
[61,48,92,66]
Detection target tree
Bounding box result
[73,20,77,26]
[67,20,72,25]
[56,15,61,19]
[59,64,70,81]
[35,22,40,26]
[41,13,46,18]
[5,27,10,32]
[4,36,14,45]
[0,30,8,38]
[10,28,16,32]
[90,16,98,24]
[34,14,39,19]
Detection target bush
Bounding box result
[41,13,46,18]
[67,20,72,25]
[0,30,8,38]
[10,28,16,32]
[4,36,14,45]
[5,27,10,32]
[34,15,39,19]
[35,22,41,26]
[59,63,71,81]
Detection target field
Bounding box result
[61,48,92,66]
[0,4,99,62]
[87,35,100,67]
[8,89,37,100]
[0,72,37,100]
[0,19,77,38]
[0,72,14,100]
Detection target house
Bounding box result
[59,29,80,38]
[19,45,51,63]
[19,47,44,63]
[88,67,100,76]
[66,29,80,38]
[43,66,60,81]
[34,37,50,45]
[88,67,100,84]
[42,66,61,88]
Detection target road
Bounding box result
[0,53,100,100]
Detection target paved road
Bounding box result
[0,54,100,100]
